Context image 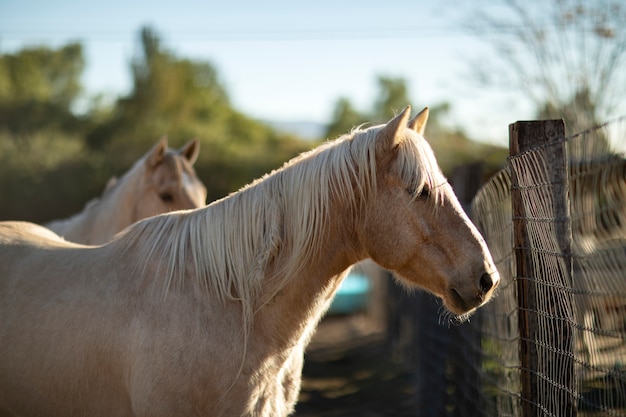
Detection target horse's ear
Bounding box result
[146,136,168,168]
[408,107,429,136]
[179,139,200,165]
[103,176,118,193]
[377,106,411,156]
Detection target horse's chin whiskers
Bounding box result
[437,304,455,327]
[437,303,474,327]
[454,311,473,324]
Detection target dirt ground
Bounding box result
[293,314,418,417]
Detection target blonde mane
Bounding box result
[123,122,443,323]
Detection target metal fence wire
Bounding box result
[471,118,626,416]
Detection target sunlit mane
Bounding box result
[123,123,444,321]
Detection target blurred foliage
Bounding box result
[0,130,104,222]
[0,26,506,224]
[0,43,86,135]
[0,27,311,222]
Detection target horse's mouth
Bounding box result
[446,288,483,315]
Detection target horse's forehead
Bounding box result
[152,152,205,196]
[154,153,190,181]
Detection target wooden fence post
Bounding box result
[509,120,576,417]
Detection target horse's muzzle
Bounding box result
[448,271,500,314]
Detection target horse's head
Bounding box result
[360,106,499,317]
[135,137,207,221]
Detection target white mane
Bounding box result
[123,123,443,322]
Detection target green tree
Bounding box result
[372,76,412,123]
[87,27,231,150]
[324,97,365,140]
[324,76,412,139]
[0,43,85,134]
[0,42,109,222]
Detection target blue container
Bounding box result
[328,272,371,315]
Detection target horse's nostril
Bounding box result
[479,272,493,294]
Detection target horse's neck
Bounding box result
[46,174,139,245]
[255,207,363,353]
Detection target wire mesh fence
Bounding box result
[472,167,520,417]
[470,117,626,416]
[568,121,626,415]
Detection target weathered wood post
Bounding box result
[509,120,576,417]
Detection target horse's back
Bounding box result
[0,221,69,245]
[0,220,227,416]
[0,221,76,285]
[0,222,135,417]
[0,222,86,296]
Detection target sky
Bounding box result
[0,0,578,145]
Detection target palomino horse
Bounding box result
[45,137,207,244]
[0,106,499,417]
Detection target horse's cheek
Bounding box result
[363,217,415,270]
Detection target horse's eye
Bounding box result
[159,192,174,202]
[407,187,429,200]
